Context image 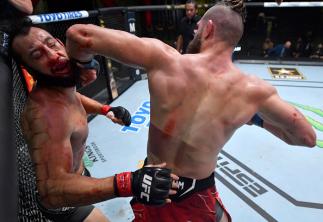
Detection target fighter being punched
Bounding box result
[11,22,178,222]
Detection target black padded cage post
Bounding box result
[0,53,15,222]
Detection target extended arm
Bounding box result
[256,89,316,147]
[77,92,131,126]
[66,24,176,71]
[77,92,104,115]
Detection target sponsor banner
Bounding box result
[121,100,150,133]
[83,142,107,168]
[29,11,89,24]
[265,2,323,7]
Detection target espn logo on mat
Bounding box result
[217,154,268,198]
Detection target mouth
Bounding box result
[51,57,71,76]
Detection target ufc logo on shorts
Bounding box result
[141,174,152,202]
[174,180,185,190]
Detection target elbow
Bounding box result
[39,194,61,209]
[293,127,317,148]
[66,24,86,40]
[66,24,95,60]
[66,24,94,46]
[37,182,62,209]
[303,131,317,148]
[38,191,61,209]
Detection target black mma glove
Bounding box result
[101,105,131,126]
[114,167,172,206]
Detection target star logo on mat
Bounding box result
[268,67,305,80]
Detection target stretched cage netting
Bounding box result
[100,10,138,93]
[13,59,51,222]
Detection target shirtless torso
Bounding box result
[66,23,316,181]
[22,87,88,182]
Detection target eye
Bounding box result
[47,39,57,48]
[31,50,41,59]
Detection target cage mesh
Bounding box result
[100,10,137,94]
[13,59,52,221]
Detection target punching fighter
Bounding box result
[65,1,315,222]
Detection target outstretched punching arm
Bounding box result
[77,93,131,126]
[251,86,316,147]
[66,24,177,71]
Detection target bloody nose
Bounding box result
[47,56,59,67]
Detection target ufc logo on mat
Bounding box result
[141,174,152,201]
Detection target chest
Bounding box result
[30,91,88,131]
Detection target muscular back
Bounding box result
[21,88,88,191]
[147,53,272,179]
[66,24,314,179]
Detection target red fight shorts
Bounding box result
[131,186,231,222]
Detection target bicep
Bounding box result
[258,91,300,128]
[68,24,173,70]
[94,31,169,69]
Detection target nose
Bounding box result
[45,48,59,66]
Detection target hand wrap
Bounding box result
[72,58,100,74]
[114,167,172,206]
[101,105,131,126]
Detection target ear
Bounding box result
[56,38,64,46]
[203,20,214,39]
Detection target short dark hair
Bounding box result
[186,0,198,9]
[202,3,243,47]
[9,18,33,63]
